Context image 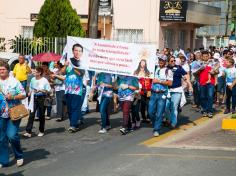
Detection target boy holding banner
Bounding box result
[61,43,85,133]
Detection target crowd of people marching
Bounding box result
[1,44,236,167]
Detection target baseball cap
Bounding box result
[158,55,167,61]
[213,53,220,59]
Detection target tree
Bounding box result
[34,0,85,37]
[232,4,236,24]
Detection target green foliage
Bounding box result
[232,4,236,23]
[9,35,54,55]
[29,37,49,55]
[232,114,236,119]
[34,0,85,37]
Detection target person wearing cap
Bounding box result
[148,56,173,137]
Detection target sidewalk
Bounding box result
[149,113,236,151]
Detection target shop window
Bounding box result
[164,29,174,49]
[115,29,143,43]
[179,30,186,49]
[21,26,34,39]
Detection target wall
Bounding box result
[0,0,89,39]
[113,0,160,47]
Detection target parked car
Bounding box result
[0,52,19,70]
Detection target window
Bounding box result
[115,29,143,43]
[21,26,34,39]
[179,30,186,49]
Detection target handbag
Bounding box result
[44,96,56,106]
[0,89,28,121]
[9,104,29,121]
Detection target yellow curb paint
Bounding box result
[121,153,236,160]
[140,116,209,147]
[222,118,236,130]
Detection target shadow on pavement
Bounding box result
[45,127,66,135]
[1,170,25,176]
[22,148,50,166]
[8,148,50,167]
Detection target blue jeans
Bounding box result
[166,92,182,127]
[65,94,82,128]
[200,83,215,113]
[193,81,200,107]
[56,90,66,118]
[0,118,23,166]
[148,92,167,132]
[99,96,111,128]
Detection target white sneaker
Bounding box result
[0,164,3,168]
[38,132,44,137]
[23,132,32,138]
[16,159,24,167]
[98,128,107,134]
[45,116,51,120]
[153,131,160,137]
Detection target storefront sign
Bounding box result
[99,0,112,16]
[30,13,38,21]
[64,36,156,78]
[159,0,188,22]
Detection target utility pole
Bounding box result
[88,0,99,38]
[225,0,230,36]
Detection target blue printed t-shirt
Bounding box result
[97,72,113,97]
[0,76,26,109]
[0,92,8,118]
[152,67,173,92]
[118,75,139,101]
[65,65,83,96]
[169,65,187,89]
[224,67,236,86]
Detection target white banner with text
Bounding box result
[65,36,156,78]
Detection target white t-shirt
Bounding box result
[83,70,90,86]
[30,77,51,93]
[152,67,173,92]
[224,67,236,86]
[218,57,227,77]
[182,63,190,73]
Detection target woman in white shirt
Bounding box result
[24,67,51,138]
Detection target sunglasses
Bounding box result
[170,60,176,63]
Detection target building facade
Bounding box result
[0,0,220,51]
[196,0,235,48]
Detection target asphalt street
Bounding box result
[1,104,236,176]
